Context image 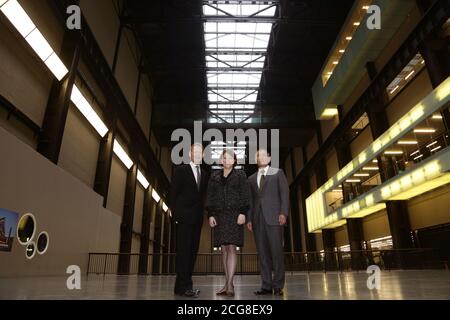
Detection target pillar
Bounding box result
[118,163,138,275]
[37,31,80,163]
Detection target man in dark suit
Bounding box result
[247,149,289,296]
[169,143,209,298]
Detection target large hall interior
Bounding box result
[0,0,449,300]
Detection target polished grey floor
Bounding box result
[0,270,449,300]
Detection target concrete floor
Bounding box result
[0,270,449,300]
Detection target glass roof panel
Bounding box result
[203,1,276,123]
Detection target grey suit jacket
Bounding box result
[247,167,289,226]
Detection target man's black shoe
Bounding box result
[273,288,284,296]
[254,288,272,295]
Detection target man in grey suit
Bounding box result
[247,149,289,296]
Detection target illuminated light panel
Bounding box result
[387,173,450,200]
[390,85,400,94]
[162,202,169,212]
[1,0,35,37]
[320,106,338,119]
[70,86,108,137]
[0,0,68,81]
[430,146,442,153]
[398,140,418,145]
[152,189,161,203]
[137,170,149,189]
[426,141,438,148]
[384,150,404,155]
[113,140,133,169]
[432,114,443,120]
[413,154,424,160]
[405,70,415,80]
[414,128,436,133]
[305,78,450,232]
[354,173,370,177]
[346,179,361,183]
[44,52,68,81]
[363,166,379,171]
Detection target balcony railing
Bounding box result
[87,248,446,276]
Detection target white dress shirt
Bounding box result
[189,161,201,184]
[257,165,269,188]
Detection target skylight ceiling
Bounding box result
[203,1,277,124]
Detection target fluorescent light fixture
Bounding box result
[70,85,108,137]
[414,128,436,133]
[152,189,161,203]
[398,140,418,145]
[413,154,423,160]
[345,36,352,40]
[426,141,438,148]
[410,150,420,156]
[162,202,169,212]
[353,22,360,26]
[372,159,378,163]
[432,114,443,120]
[387,173,450,200]
[327,71,333,75]
[44,52,68,81]
[1,0,35,37]
[85,109,108,137]
[1,0,68,81]
[321,106,338,119]
[384,150,404,155]
[405,70,415,80]
[346,179,361,183]
[363,166,379,171]
[430,146,442,152]
[390,85,400,94]
[25,28,53,61]
[137,170,149,189]
[339,49,345,53]
[331,189,342,192]
[354,173,370,177]
[113,140,133,169]
[362,5,370,10]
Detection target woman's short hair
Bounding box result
[220,149,237,166]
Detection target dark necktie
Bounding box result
[259,173,266,191]
[196,165,201,190]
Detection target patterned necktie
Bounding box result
[196,165,201,190]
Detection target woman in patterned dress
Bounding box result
[206,149,250,297]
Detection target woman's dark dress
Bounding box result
[205,169,250,247]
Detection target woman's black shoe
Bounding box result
[254,288,272,295]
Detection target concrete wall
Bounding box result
[58,106,100,188]
[0,126,120,276]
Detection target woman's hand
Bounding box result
[209,216,217,228]
[237,214,246,225]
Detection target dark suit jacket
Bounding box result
[168,164,209,225]
[248,167,289,226]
